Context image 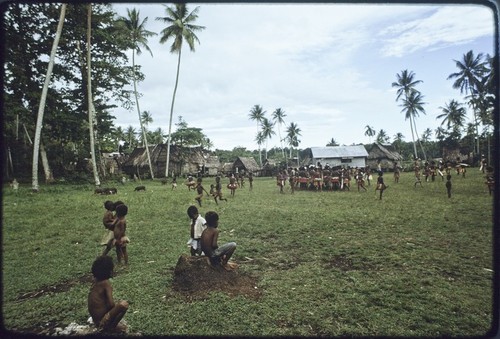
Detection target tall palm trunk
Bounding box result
[165,49,182,178]
[31,3,66,192]
[132,49,154,179]
[409,116,418,160]
[87,4,100,186]
[412,118,427,161]
[468,85,480,155]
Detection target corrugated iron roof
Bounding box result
[311,145,368,158]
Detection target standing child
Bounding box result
[113,204,129,265]
[445,174,452,198]
[215,176,228,204]
[187,205,207,256]
[88,255,128,333]
[171,175,177,190]
[201,211,237,270]
[375,171,388,200]
[228,174,237,197]
[101,201,116,247]
[194,178,210,207]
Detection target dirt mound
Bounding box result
[171,254,262,301]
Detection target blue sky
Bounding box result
[110,3,495,151]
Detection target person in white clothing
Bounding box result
[187,205,207,256]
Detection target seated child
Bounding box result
[200,211,237,270]
[88,255,128,333]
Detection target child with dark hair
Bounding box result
[194,178,210,207]
[200,211,237,270]
[446,175,452,198]
[88,255,128,333]
[214,176,228,204]
[101,201,116,250]
[248,172,254,190]
[114,204,129,265]
[102,201,125,256]
[375,171,388,200]
[187,205,206,256]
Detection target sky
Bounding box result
[110,2,496,151]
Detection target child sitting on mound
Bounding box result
[88,255,128,333]
[200,211,237,270]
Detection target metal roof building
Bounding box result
[309,145,368,168]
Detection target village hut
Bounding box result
[365,143,403,171]
[122,144,220,178]
[305,145,368,168]
[261,158,279,177]
[232,157,260,176]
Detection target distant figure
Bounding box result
[101,201,117,255]
[11,178,19,192]
[393,161,400,183]
[214,176,227,204]
[375,171,388,200]
[88,255,128,333]
[187,205,207,256]
[248,172,254,191]
[171,175,177,190]
[228,174,237,197]
[414,166,423,188]
[194,178,210,207]
[200,211,237,271]
[445,174,452,198]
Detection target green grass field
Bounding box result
[2,169,495,336]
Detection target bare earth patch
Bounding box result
[170,254,262,301]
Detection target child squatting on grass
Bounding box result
[200,211,237,270]
[187,205,207,256]
[88,255,128,333]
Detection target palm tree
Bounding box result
[249,104,266,166]
[32,3,66,192]
[393,70,425,160]
[400,89,426,160]
[141,110,153,130]
[255,131,265,166]
[125,125,137,147]
[364,125,376,143]
[392,132,404,155]
[119,8,156,179]
[260,117,275,161]
[376,129,389,144]
[326,138,338,146]
[272,108,286,157]
[437,99,467,133]
[286,122,301,165]
[150,127,166,144]
[86,4,100,186]
[156,4,205,178]
[447,50,488,154]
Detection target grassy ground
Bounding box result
[2,169,495,336]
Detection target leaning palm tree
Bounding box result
[32,3,66,192]
[447,50,488,154]
[392,70,424,160]
[156,4,205,177]
[272,108,286,157]
[437,99,467,132]
[119,8,157,179]
[400,89,426,160]
[260,117,275,161]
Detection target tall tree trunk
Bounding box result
[31,3,66,192]
[87,4,100,186]
[165,49,182,178]
[40,142,54,183]
[132,49,154,179]
[412,118,427,161]
[409,116,418,160]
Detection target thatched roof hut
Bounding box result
[233,157,260,175]
[122,144,220,178]
[365,143,403,170]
